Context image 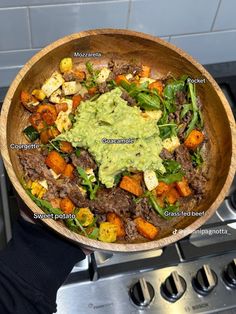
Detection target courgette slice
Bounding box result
[23,125,39,142]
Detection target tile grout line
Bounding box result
[164,27,236,39]
[125,0,132,29]
[26,7,33,49]
[210,0,222,31]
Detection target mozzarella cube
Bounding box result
[55,111,72,132]
[162,136,180,153]
[62,81,80,95]
[144,170,158,191]
[50,169,61,179]
[49,88,62,103]
[38,179,48,190]
[41,71,64,97]
[125,73,133,80]
[96,68,111,84]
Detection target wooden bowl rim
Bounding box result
[0,28,235,252]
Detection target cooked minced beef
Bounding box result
[174,145,194,179]
[121,90,137,106]
[124,218,141,241]
[98,82,110,94]
[68,186,90,208]
[19,151,53,182]
[174,144,207,195]
[175,91,187,106]
[159,148,173,160]
[108,59,142,76]
[91,187,134,217]
[71,150,97,170]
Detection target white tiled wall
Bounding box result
[0,0,235,87]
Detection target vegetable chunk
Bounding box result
[98,222,118,243]
[120,175,143,196]
[134,217,159,240]
[184,129,204,150]
[176,177,192,197]
[45,151,67,174]
[107,212,125,238]
[60,197,75,214]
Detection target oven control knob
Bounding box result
[193,265,217,295]
[161,271,186,302]
[223,259,236,288]
[129,278,155,308]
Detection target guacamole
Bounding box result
[56,88,164,187]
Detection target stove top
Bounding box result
[0,71,235,314]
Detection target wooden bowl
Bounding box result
[0,29,235,252]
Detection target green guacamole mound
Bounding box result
[56,88,164,187]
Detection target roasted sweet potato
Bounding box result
[40,129,50,144]
[176,177,192,197]
[184,130,204,150]
[40,127,60,144]
[115,75,130,85]
[37,104,57,125]
[119,175,143,196]
[140,65,151,78]
[60,141,73,153]
[62,164,74,178]
[72,94,82,110]
[74,70,86,81]
[134,217,159,240]
[155,182,172,196]
[166,187,180,204]
[88,86,97,95]
[29,112,46,131]
[149,80,163,94]
[48,127,60,138]
[50,198,62,208]
[107,212,125,238]
[45,151,67,174]
[55,102,68,114]
[20,90,38,112]
[131,173,143,184]
[60,197,75,214]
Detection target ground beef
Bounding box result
[174,145,194,180]
[134,198,151,218]
[160,148,173,160]
[189,171,207,195]
[108,59,141,76]
[98,82,110,94]
[175,91,187,105]
[63,71,76,82]
[19,151,53,182]
[71,150,97,170]
[91,187,134,217]
[68,186,90,208]
[124,218,141,241]
[121,90,137,106]
[174,145,207,195]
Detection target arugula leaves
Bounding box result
[163,76,187,102]
[26,189,63,215]
[85,61,99,88]
[119,80,161,110]
[66,217,99,239]
[184,82,204,137]
[77,166,99,200]
[156,160,184,184]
